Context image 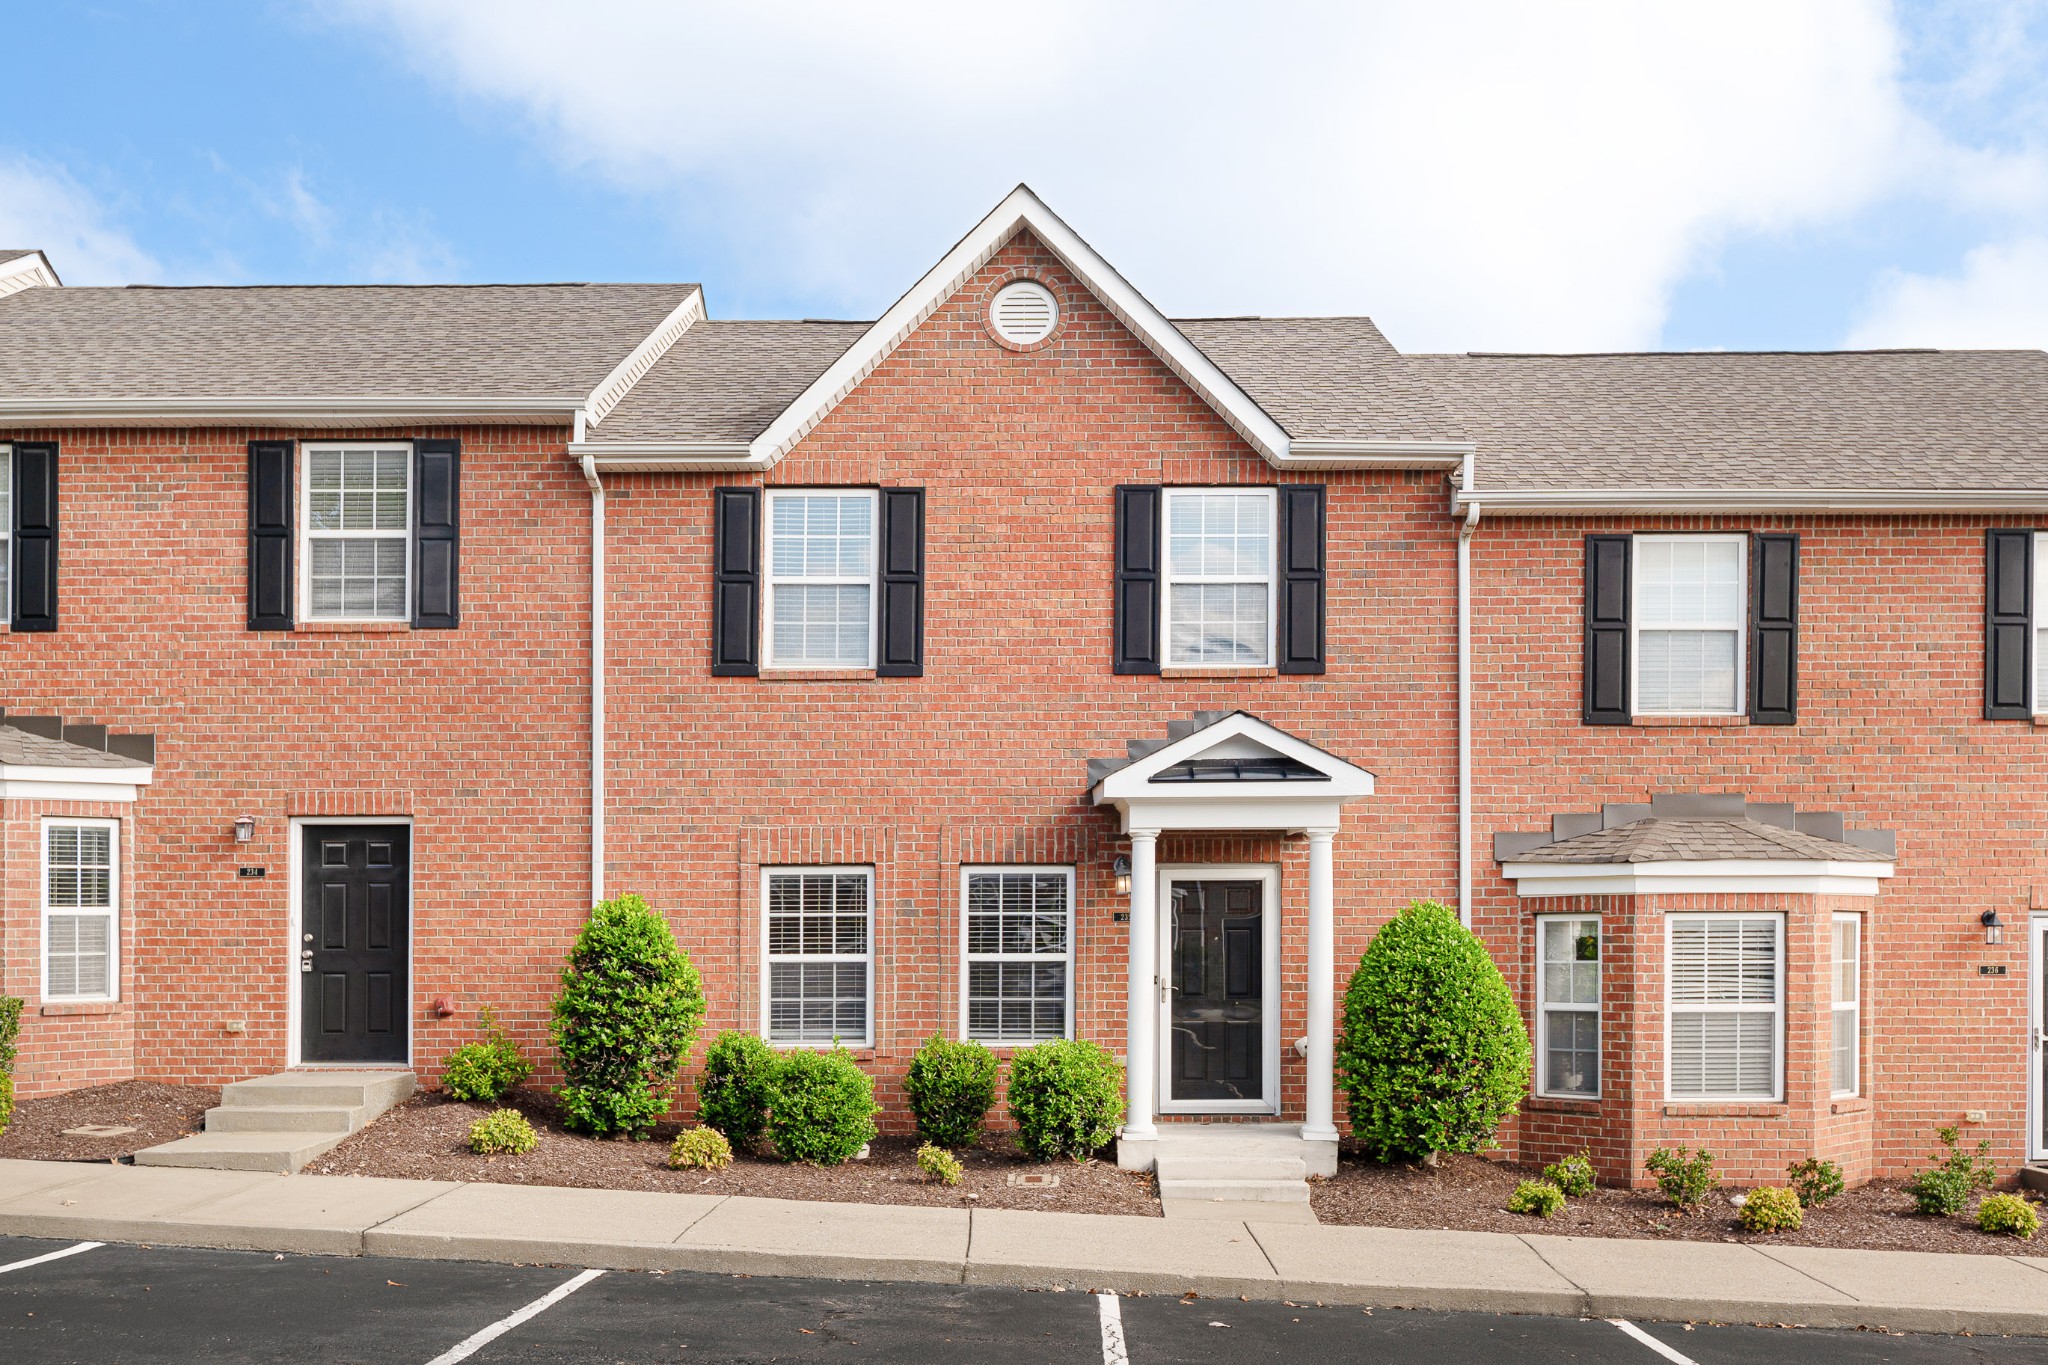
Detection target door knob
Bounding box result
[303,933,313,943]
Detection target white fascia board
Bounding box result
[567,441,757,473]
[1502,858,1894,898]
[746,185,1293,469]
[1455,487,2048,516]
[0,396,585,427]
[1094,712,1375,802]
[0,763,153,786]
[583,288,707,426]
[1277,439,1473,470]
[1110,794,1349,835]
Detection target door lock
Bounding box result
[300,949,314,973]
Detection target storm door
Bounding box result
[1163,873,1275,1111]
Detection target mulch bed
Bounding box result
[1311,1147,2037,1256]
[0,1081,217,1162]
[305,1089,1161,1216]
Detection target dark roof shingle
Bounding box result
[1508,815,1885,864]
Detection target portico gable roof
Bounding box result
[1089,710,1373,834]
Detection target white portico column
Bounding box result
[1303,827,1340,1143]
[1123,827,1160,1143]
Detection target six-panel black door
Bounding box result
[300,825,410,1064]
[1169,879,1264,1103]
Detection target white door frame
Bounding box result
[1155,863,1280,1116]
[2031,916,2046,1162]
[286,816,416,1069]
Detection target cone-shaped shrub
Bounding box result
[551,894,706,1138]
[1338,900,1531,1162]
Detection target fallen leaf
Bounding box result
[799,1328,815,1335]
[388,1280,406,1287]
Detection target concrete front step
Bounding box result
[205,1104,363,1134]
[1156,1155,1307,1183]
[1157,1177,1312,1204]
[136,1069,416,1175]
[132,1130,348,1174]
[220,1070,414,1117]
[2021,1165,2048,1195]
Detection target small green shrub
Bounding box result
[1542,1152,1596,1198]
[1507,1179,1565,1218]
[905,1036,999,1149]
[551,894,707,1138]
[1738,1186,1803,1233]
[668,1125,734,1171]
[1787,1157,1845,1209]
[468,1108,538,1155]
[916,1142,964,1187]
[765,1046,879,1166]
[1645,1146,1718,1212]
[1338,901,1532,1162]
[1978,1193,2039,1240]
[1906,1126,1996,1217]
[1007,1038,1125,1161]
[0,1070,12,1141]
[0,994,21,1072]
[698,1031,778,1153]
[442,1008,535,1103]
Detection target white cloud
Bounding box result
[1847,236,2048,348]
[322,0,1996,350]
[0,158,160,286]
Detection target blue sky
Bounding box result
[8,1,2048,354]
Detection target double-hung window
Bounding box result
[763,868,872,1046]
[962,867,1073,1044]
[302,443,412,621]
[764,490,876,669]
[0,444,10,614]
[1535,915,1600,1098]
[43,819,118,1002]
[1831,913,1861,1098]
[1667,913,1782,1101]
[1633,534,1745,715]
[1162,488,1275,667]
[2034,533,2048,713]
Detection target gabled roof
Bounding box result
[1507,816,1879,865]
[0,724,151,770]
[1089,711,1374,834]
[0,249,59,295]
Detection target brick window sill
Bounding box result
[1662,1102,1787,1118]
[1634,714,1749,728]
[1527,1095,1601,1112]
[40,1001,123,1018]
[758,669,878,682]
[297,620,412,634]
[1829,1096,1872,1115]
[1159,667,1280,680]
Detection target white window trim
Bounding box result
[1155,863,1281,1116]
[0,440,11,619]
[1534,913,1600,1100]
[2033,531,2046,716]
[41,817,120,1004]
[760,865,875,1049]
[761,488,880,671]
[1159,486,1278,670]
[297,440,413,624]
[1831,911,1861,1100]
[958,865,1075,1045]
[1665,911,1784,1104]
[1630,531,1747,717]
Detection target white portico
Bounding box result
[1087,711,1374,1178]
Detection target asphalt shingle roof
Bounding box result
[0,724,151,770]
[1174,318,1463,443]
[591,320,865,443]
[1508,815,1884,864]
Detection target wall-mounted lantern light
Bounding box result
[1112,856,1132,896]
[1981,909,2006,946]
[233,814,257,844]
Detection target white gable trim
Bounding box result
[0,250,61,297]
[1502,857,1895,898]
[746,186,1292,469]
[0,761,153,804]
[1092,712,1374,834]
[583,287,707,425]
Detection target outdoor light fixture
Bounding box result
[1981,909,2006,946]
[1113,856,1132,895]
[233,814,256,844]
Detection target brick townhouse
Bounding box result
[1,189,2044,1189]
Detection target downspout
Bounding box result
[577,409,605,908]
[1456,457,1480,929]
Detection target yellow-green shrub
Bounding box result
[1979,1193,2039,1240]
[1738,1186,1802,1233]
[916,1142,964,1187]
[468,1108,538,1155]
[668,1125,733,1171]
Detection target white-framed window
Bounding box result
[961,866,1073,1044]
[762,867,872,1047]
[1667,912,1782,1102]
[763,489,877,669]
[301,442,412,621]
[1632,533,1745,716]
[1162,487,1276,668]
[43,818,119,1002]
[1832,913,1861,1098]
[1535,914,1600,1098]
[2033,532,2047,713]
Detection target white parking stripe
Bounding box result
[424,1267,606,1365]
[1608,1318,1701,1364]
[0,1241,103,1276]
[1097,1291,1129,1365]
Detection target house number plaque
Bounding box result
[237,867,267,879]
[1980,964,2007,976]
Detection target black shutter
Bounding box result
[711,487,761,676]
[876,487,925,677]
[1986,528,2034,720]
[247,441,294,630]
[412,438,460,629]
[1275,484,1327,674]
[10,442,57,631]
[1583,534,1631,725]
[1748,533,1798,725]
[1113,485,1162,674]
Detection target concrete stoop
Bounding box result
[1149,1124,1327,1224]
[134,1070,414,1174]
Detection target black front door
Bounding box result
[1169,879,1265,1103]
[300,825,410,1064]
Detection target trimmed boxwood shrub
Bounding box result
[765,1046,878,1165]
[698,1031,778,1153]
[905,1036,999,1149]
[1738,1186,1803,1233]
[1337,900,1531,1162]
[1507,1179,1565,1218]
[669,1125,734,1171]
[442,1008,534,1103]
[551,894,707,1138]
[1007,1038,1124,1161]
[469,1109,538,1155]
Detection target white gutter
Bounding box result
[1453,487,2048,516]
[0,395,586,422]
[578,419,606,908]
[1456,454,1479,928]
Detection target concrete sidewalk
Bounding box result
[3,1158,2045,1336]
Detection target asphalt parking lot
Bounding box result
[1,1235,2042,1364]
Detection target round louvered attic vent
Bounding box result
[989,280,1058,346]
